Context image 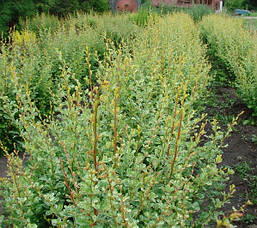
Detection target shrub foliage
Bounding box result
[0,13,139,154]
[0,13,234,227]
[200,15,257,116]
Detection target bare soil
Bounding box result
[204,86,257,227]
[0,156,8,220]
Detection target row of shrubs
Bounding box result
[200,15,257,116]
[0,6,218,154]
[132,3,214,26]
[1,13,233,227]
[0,13,140,154]
[1,1,214,39]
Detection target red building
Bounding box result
[151,0,222,10]
[111,0,222,13]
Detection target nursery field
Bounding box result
[0,12,256,227]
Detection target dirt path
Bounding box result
[204,87,257,227]
[0,157,8,179]
[222,124,257,227]
[0,156,8,223]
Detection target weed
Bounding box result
[242,213,256,225]
[214,114,235,125]
[251,134,257,144]
[234,161,252,179]
[234,161,257,205]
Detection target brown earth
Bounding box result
[0,157,8,220]
[0,158,8,180]
[204,87,257,227]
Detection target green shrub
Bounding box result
[187,4,214,22]
[200,15,257,116]
[0,0,37,37]
[243,18,257,33]
[1,14,234,227]
[19,13,61,36]
[129,7,159,27]
[224,0,245,11]
[140,3,213,22]
[0,13,142,155]
[130,8,151,26]
[92,14,140,45]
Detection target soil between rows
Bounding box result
[204,87,257,227]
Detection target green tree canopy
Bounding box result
[224,0,257,10]
[0,0,109,36]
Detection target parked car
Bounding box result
[234,9,250,16]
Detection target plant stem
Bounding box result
[167,84,182,157]
[93,89,99,173]
[169,86,187,180]
[113,46,121,158]
[86,46,93,102]
[59,157,77,207]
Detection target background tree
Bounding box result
[224,0,257,10]
[0,0,109,37]
[243,0,257,9]
[0,0,36,36]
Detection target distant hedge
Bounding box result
[200,15,257,116]
[0,0,109,37]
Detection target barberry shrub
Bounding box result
[1,14,233,227]
[200,15,257,116]
[0,13,139,154]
